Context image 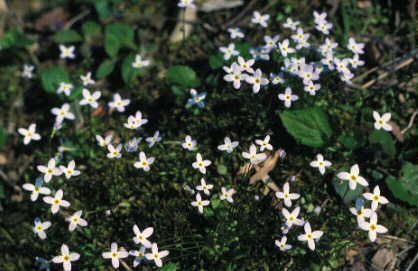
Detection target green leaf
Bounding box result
[0,127,7,150]
[167,65,201,88]
[209,53,224,69]
[279,107,333,147]
[104,23,135,57]
[161,263,177,271]
[369,130,396,157]
[217,164,228,175]
[53,30,83,43]
[385,176,417,206]
[333,179,363,204]
[0,30,33,49]
[96,59,116,79]
[95,1,112,20]
[82,21,101,38]
[121,54,143,83]
[40,66,70,93]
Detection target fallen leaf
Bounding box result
[35,7,70,31]
[170,7,197,43]
[389,121,405,142]
[249,149,285,185]
[371,248,397,271]
[200,0,244,12]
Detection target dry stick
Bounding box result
[224,0,257,29]
[401,110,418,134]
[406,249,418,271]
[361,57,415,89]
[64,10,90,30]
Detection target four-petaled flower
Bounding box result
[278,87,299,108]
[255,135,273,151]
[191,193,210,213]
[182,135,197,151]
[109,93,130,112]
[57,82,74,96]
[192,153,211,174]
[282,206,304,228]
[275,236,292,251]
[43,189,70,214]
[59,160,81,179]
[217,137,239,153]
[66,210,88,232]
[37,158,62,182]
[51,103,75,123]
[18,123,41,145]
[134,152,155,171]
[297,222,323,251]
[373,111,392,131]
[251,11,270,28]
[132,54,151,69]
[129,247,146,267]
[132,225,154,248]
[275,182,300,207]
[145,243,169,267]
[242,144,267,165]
[107,144,122,159]
[102,242,129,269]
[358,212,387,242]
[33,218,51,240]
[245,69,269,93]
[196,178,213,195]
[59,45,76,59]
[337,164,368,190]
[23,177,51,201]
[80,89,101,108]
[310,154,332,175]
[220,187,236,203]
[363,185,389,211]
[52,244,80,271]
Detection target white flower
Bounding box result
[51,103,75,123]
[358,212,388,242]
[297,222,323,251]
[37,158,62,182]
[275,236,292,251]
[59,160,81,179]
[217,137,239,153]
[196,178,213,195]
[349,54,365,69]
[102,242,129,269]
[106,144,122,159]
[237,56,255,74]
[145,243,169,268]
[245,69,269,93]
[23,180,51,201]
[80,89,101,108]
[52,244,80,271]
[178,0,195,8]
[349,206,373,225]
[304,81,321,95]
[251,11,270,28]
[134,152,155,171]
[219,43,239,60]
[347,37,365,54]
[255,135,273,151]
[124,111,148,129]
[66,210,88,232]
[109,93,130,112]
[146,131,162,148]
[275,182,300,207]
[282,206,304,228]
[191,193,210,214]
[278,87,298,108]
[291,28,308,44]
[319,38,338,55]
[223,63,246,89]
[132,54,151,69]
[132,225,154,248]
[270,73,284,85]
[33,219,51,239]
[22,64,34,78]
[129,247,146,267]
[363,185,389,211]
[242,144,267,165]
[263,35,280,51]
[228,28,244,39]
[18,123,41,145]
[278,39,295,57]
[337,164,369,190]
[373,111,392,131]
[310,154,332,175]
[283,18,300,30]
[80,72,95,86]
[43,189,70,214]
[182,135,197,151]
[96,134,113,147]
[334,58,350,74]
[313,11,328,24]
[315,21,333,35]
[299,64,319,84]
[220,187,236,203]
[57,82,74,96]
[192,153,211,174]
[59,45,75,59]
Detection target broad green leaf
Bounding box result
[217,164,228,175]
[167,65,201,88]
[82,21,101,38]
[40,66,70,93]
[385,175,417,206]
[0,30,33,49]
[333,179,363,204]
[104,23,135,57]
[279,107,333,147]
[53,30,83,43]
[96,59,116,79]
[209,53,224,69]
[161,263,177,271]
[369,130,396,157]
[121,54,143,83]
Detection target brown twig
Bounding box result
[224,0,257,29]
[405,248,418,271]
[64,9,90,30]
[401,110,418,134]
